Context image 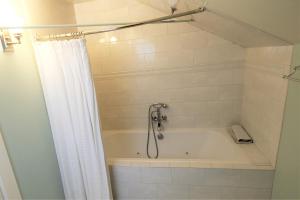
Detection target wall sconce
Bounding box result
[0,0,24,52]
[0,29,22,52]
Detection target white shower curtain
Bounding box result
[33,39,112,200]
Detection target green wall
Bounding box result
[0,34,64,199]
[272,44,300,199]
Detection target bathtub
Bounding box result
[104,128,274,199]
[104,128,272,169]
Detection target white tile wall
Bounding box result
[242,46,293,167]
[110,166,274,199]
[141,167,172,184]
[74,0,245,131]
[157,184,189,199]
[74,0,292,170]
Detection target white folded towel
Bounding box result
[231,125,254,144]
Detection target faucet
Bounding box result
[150,103,168,139]
[147,103,168,159]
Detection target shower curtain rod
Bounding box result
[35,7,206,41]
[0,19,193,29]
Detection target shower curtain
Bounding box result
[33,39,112,200]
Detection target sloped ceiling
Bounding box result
[138,0,300,47]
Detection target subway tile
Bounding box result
[246,46,293,69]
[166,86,220,102]
[144,52,170,68]
[101,117,147,130]
[141,24,167,37]
[110,166,141,183]
[190,186,270,199]
[180,31,209,49]
[126,182,158,199]
[242,46,290,166]
[189,185,222,199]
[201,169,241,187]
[157,184,189,199]
[115,26,144,41]
[238,170,274,189]
[77,0,248,131]
[170,50,195,67]
[110,179,129,199]
[167,116,199,129]
[108,41,133,56]
[219,85,243,100]
[233,187,272,199]
[167,23,199,34]
[194,45,245,65]
[141,167,172,184]
[171,168,205,185]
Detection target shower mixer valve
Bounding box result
[151,113,167,122]
[151,105,168,133]
[147,103,168,159]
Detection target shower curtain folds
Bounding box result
[33,39,112,200]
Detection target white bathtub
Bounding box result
[104,128,272,170]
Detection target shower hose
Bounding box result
[146,106,159,159]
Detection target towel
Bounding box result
[231,125,254,144]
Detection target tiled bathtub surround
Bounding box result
[97,65,244,130]
[110,166,274,199]
[74,0,293,178]
[242,46,293,166]
[74,0,245,130]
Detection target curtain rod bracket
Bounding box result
[283,65,300,82]
[0,29,22,52]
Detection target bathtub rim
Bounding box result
[107,157,274,170]
[103,128,274,170]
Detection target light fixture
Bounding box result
[0,0,24,52]
[0,29,22,52]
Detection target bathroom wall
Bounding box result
[74,0,245,131]
[75,0,293,169]
[0,0,75,198]
[272,44,300,199]
[241,46,293,166]
[24,0,77,35]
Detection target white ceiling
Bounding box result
[67,0,299,47]
[137,0,300,47]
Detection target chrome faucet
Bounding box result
[147,103,168,159]
[151,103,168,134]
